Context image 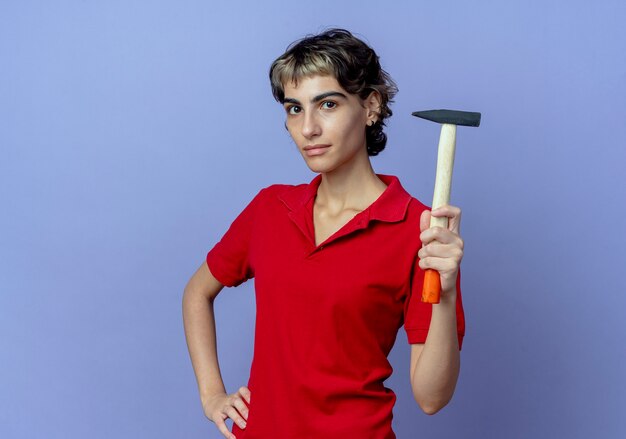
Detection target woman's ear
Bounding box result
[365,90,382,124]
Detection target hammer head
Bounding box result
[412,109,481,127]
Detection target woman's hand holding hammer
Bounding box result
[418,204,464,300]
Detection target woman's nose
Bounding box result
[301,111,321,138]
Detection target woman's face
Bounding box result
[282,75,378,175]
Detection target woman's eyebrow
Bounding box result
[311,91,347,103]
[283,91,348,105]
[282,97,301,105]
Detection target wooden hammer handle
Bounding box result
[422,123,457,304]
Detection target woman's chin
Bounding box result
[303,161,335,175]
[302,157,331,174]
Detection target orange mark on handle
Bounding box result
[422,269,441,304]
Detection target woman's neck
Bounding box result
[316,154,387,213]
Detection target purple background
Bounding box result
[1,1,625,438]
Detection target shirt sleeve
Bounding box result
[206,188,265,287]
[404,260,466,349]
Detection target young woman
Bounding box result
[183,29,466,439]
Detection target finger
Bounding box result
[225,405,247,430]
[418,255,460,273]
[420,227,462,246]
[431,204,461,218]
[420,209,431,233]
[431,205,462,234]
[214,415,236,439]
[232,396,249,420]
[418,242,464,261]
[238,386,251,405]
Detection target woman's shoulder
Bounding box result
[407,195,430,217]
[259,182,305,194]
[246,182,312,210]
[255,182,308,199]
[383,174,430,221]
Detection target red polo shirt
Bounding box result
[206,174,465,438]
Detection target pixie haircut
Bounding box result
[269,28,398,156]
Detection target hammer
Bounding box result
[412,109,481,304]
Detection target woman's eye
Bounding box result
[322,101,336,109]
[287,106,301,115]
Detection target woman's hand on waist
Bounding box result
[202,386,251,438]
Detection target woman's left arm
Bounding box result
[410,204,464,415]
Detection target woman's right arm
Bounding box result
[182,262,250,438]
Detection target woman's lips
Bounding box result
[304,144,330,157]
